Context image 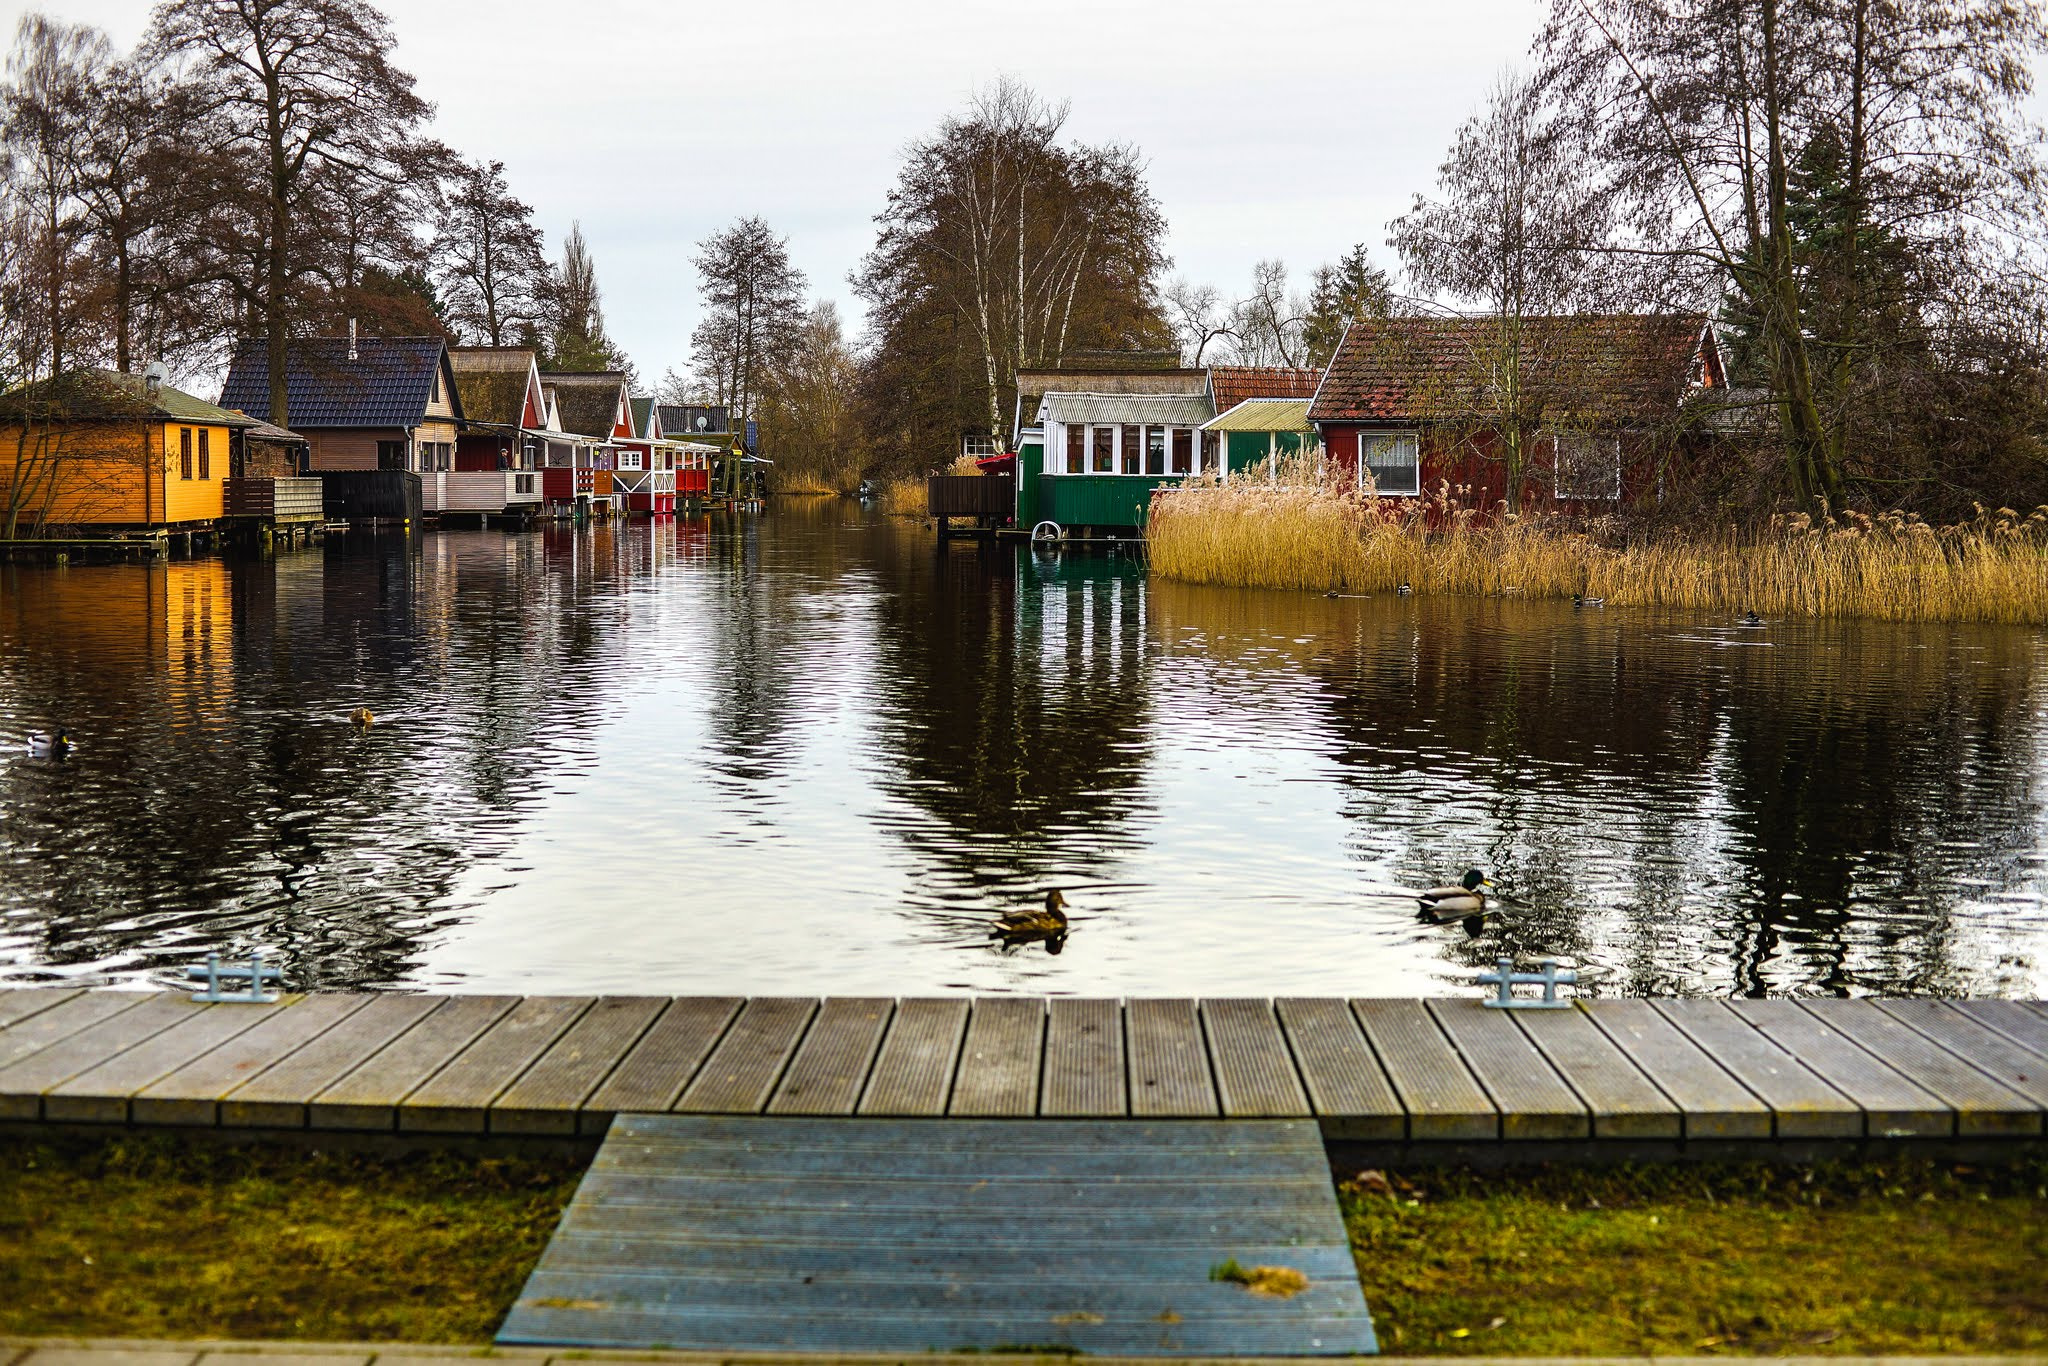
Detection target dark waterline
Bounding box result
[2,498,2044,997]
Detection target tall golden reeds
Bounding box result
[1147,464,2048,624]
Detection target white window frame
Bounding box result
[620,450,644,471]
[1553,432,1622,501]
[962,433,999,458]
[1357,431,1420,497]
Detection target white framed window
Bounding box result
[1554,432,1621,500]
[1359,432,1420,495]
[620,450,644,471]
[962,433,999,458]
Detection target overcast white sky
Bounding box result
[13,0,2046,384]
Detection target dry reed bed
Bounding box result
[1148,474,2048,625]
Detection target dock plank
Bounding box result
[1806,999,2039,1136]
[220,994,439,1128]
[1728,999,1949,1137]
[133,994,373,1126]
[859,998,968,1117]
[0,993,205,1118]
[1953,999,2048,1058]
[1512,1007,1680,1139]
[583,996,741,1129]
[0,987,83,1030]
[402,996,594,1133]
[1582,1000,1771,1138]
[1201,998,1310,1117]
[1429,1000,1587,1139]
[675,997,816,1114]
[44,999,288,1123]
[1653,999,1860,1138]
[491,996,667,1135]
[1350,998,1494,1140]
[1277,997,1402,1140]
[1040,997,1125,1117]
[1125,997,1216,1118]
[768,997,893,1116]
[948,997,1045,1117]
[309,995,518,1131]
[1874,999,2048,1109]
[0,990,148,1072]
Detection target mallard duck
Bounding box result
[1573,593,1605,608]
[25,728,72,758]
[1740,610,1764,627]
[349,708,374,728]
[1395,582,1413,596]
[1417,868,1492,917]
[993,889,1069,941]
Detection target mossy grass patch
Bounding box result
[1342,1157,2048,1355]
[0,1132,586,1342]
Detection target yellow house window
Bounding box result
[179,428,193,480]
[198,429,211,480]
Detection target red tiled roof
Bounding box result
[1307,315,1708,425]
[1209,366,1322,412]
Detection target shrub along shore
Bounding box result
[1147,474,2048,625]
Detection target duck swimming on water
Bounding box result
[1417,869,1492,917]
[1573,593,1605,609]
[993,890,1070,951]
[349,708,374,728]
[25,728,72,758]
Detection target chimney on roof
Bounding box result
[348,318,358,362]
[143,360,166,399]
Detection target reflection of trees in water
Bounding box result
[862,532,1158,902]
[0,530,626,988]
[1238,590,2048,997]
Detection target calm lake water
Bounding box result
[2,497,2045,998]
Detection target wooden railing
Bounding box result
[927,473,1014,520]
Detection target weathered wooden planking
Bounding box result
[1728,999,1949,1137]
[0,990,148,1072]
[1953,999,2048,1058]
[1040,997,1125,1117]
[767,997,893,1116]
[858,997,968,1117]
[308,995,518,1130]
[947,996,1046,1117]
[1581,1000,1771,1139]
[491,996,668,1135]
[1653,999,1860,1138]
[401,996,594,1133]
[1350,998,1494,1140]
[0,987,83,1030]
[1809,999,2039,1135]
[1511,1007,1680,1139]
[1275,999,1401,1140]
[1428,1000,1587,1139]
[1874,999,2048,1109]
[43,999,288,1123]
[498,1115,1375,1356]
[132,994,372,1126]
[583,996,741,1129]
[1125,997,1217,1118]
[219,993,439,1127]
[0,993,203,1119]
[675,997,816,1114]
[1201,998,1311,1118]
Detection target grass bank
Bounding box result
[1148,474,2048,624]
[0,1133,584,1342]
[1344,1158,2048,1355]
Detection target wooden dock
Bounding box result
[0,989,2044,1149]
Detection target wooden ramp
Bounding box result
[498,1115,1376,1356]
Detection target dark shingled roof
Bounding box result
[1210,366,1322,412]
[0,369,257,426]
[449,348,536,426]
[1308,315,1708,425]
[542,371,628,439]
[220,337,455,428]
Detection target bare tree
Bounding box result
[757,301,860,491]
[146,0,434,428]
[689,215,806,425]
[432,159,551,347]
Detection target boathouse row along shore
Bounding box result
[0,340,753,551]
[2,988,2046,1162]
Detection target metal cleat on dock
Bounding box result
[1476,956,1577,1008]
[187,951,283,1003]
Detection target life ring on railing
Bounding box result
[1031,519,1063,543]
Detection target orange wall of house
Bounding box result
[1,425,148,524]
[160,423,229,523]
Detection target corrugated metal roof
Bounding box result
[1039,392,1215,426]
[1203,397,1314,433]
